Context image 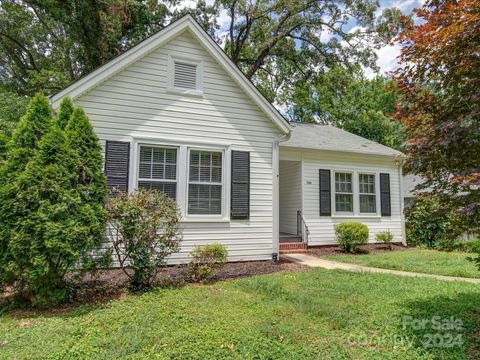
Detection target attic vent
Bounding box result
[174,62,197,89]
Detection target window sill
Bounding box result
[166,87,203,98]
[331,214,382,219]
[180,217,230,223]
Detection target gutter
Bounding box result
[395,156,407,246]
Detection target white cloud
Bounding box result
[365,43,402,78]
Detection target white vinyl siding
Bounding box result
[75,30,281,263]
[280,148,403,246]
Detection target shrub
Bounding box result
[376,231,394,250]
[335,222,369,253]
[107,189,182,290]
[405,195,461,248]
[0,97,109,307]
[187,243,228,282]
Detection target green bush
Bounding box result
[405,195,461,248]
[187,243,228,282]
[0,96,109,307]
[335,222,369,253]
[376,231,394,249]
[107,189,182,290]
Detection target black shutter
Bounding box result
[380,173,391,216]
[319,169,331,216]
[231,151,249,220]
[105,141,130,193]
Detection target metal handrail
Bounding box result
[296,211,310,246]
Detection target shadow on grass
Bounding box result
[398,292,480,359]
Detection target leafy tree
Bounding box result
[180,1,404,108]
[289,66,404,149]
[0,0,171,95]
[394,0,480,230]
[0,87,29,138]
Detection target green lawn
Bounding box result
[323,249,480,279]
[1,269,479,359]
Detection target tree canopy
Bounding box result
[394,0,480,229]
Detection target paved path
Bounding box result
[282,253,480,284]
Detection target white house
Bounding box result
[51,14,405,263]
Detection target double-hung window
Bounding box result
[188,150,223,215]
[138,146,177,199]
[335,172,353,212]
[359,173,376,213]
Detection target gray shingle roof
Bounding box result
[281,123,404,158]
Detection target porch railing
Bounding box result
[296,210,310,246]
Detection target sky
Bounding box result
[175,0,425,78]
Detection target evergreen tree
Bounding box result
[66,107,108,268]
[55,97,75,130]
[8,125,79,305]
[0,94,52,289]
[3,93,52,173]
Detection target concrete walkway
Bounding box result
[282,253,480,284]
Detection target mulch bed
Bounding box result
[308,243,412,257]
[1,259,306,316]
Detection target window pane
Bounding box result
[335,194,353,212]
[360,194,376,213]
[335,172,352,193]
[139,163,151,179]
[188,184,222,214]
[139,146,177,181]
[359,174,375,194]
[188,150,222,215]
[138,181,176,199]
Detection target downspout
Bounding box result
[396,157,407,246]
[272,131,292,261]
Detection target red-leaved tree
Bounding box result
[394,0,480,231]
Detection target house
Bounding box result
[51,14,405,263]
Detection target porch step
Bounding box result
[280,242,307,253]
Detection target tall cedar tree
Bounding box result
[0,94,52,288]
[394,0,480,230]
[9,125,81,305]
[56,97,74,130]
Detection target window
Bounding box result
[174,62,197,90]
[359,173,376,213]
[335,172,353,212]
[138,146,177,199]
[188,150,223,215]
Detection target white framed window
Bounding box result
[335,172,353,213]
[137,145,177,199]
[167,56,203,95]
[187,149,223,215]
[359,173,376,214]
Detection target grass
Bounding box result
[1,269,479,359]
[323,249,480,279]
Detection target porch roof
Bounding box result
[281,123,405,158]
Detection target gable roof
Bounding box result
[282,123,405,158]
[50,14,291,134]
